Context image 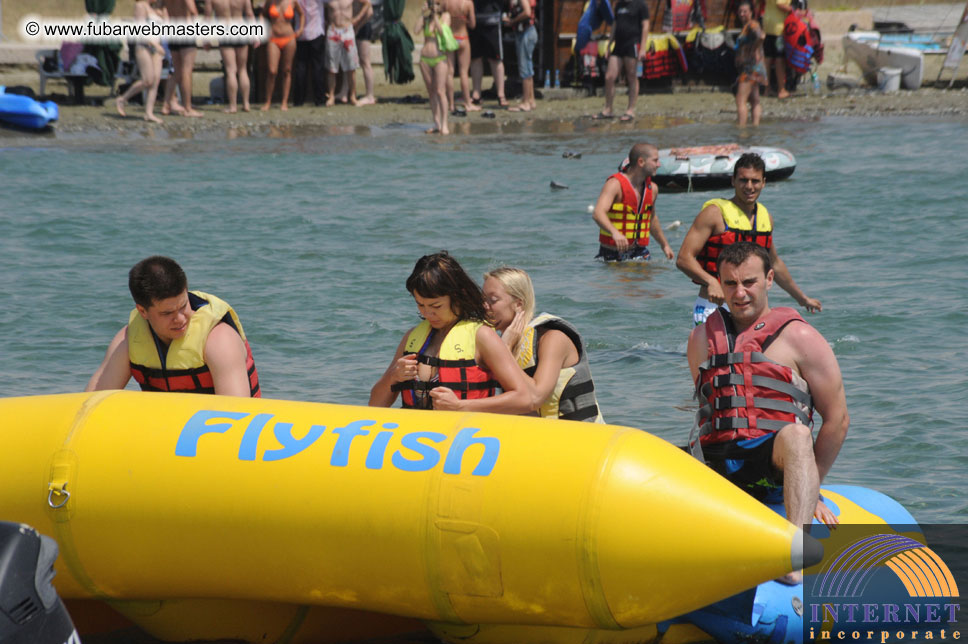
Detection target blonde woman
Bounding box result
[482,267,604,422]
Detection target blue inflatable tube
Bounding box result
[659,485,920,644]
[0,87,59,130]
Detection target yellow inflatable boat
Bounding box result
[1,391,814,642]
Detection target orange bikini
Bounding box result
[268,2,296,49]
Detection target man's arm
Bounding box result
[686,323,708,384]
[648,184,674,259]
[676,205,724,300]
[591,177,628,251]
[203,323,253,397]
[638,18,650,59]
[86,327,133,391]
[769,244,822,313]
[791,324,848,483]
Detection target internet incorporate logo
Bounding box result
[805,526,962,643]
[815,534,959,599]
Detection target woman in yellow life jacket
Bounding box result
[482,267,604,422]
[369,252,533,413]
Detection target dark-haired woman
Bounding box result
[369,252,533,413]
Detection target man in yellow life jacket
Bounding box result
[86,256,261,397]
[676,152,821,325]
[592,142,675,262]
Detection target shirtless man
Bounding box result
[206,0,255,112]
[162,0,203,117]
[687,242,847,583]
[443,0,476,112]
[325,0,361,106]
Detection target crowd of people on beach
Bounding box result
[109,0,815,129]
[86,144,847,580]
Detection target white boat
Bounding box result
[652,144,796,191]
[843,30,925,89]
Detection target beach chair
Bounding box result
[36,49,68,97]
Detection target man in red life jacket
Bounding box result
[676,152,821,325]
[86,256,261,397]
[687,242,848,584]
[592,142,675,262]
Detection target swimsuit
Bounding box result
[268,2,297,49]
[326,25,360,72]
[421,24,447,67]
[271,35,296,49]
[268,3,295,19]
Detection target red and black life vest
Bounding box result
[128,290,261,397]
[598,172,656,249]
[644,34,687,79]
[695,307,813,446]
[694,198,773,282]
[391,320,497,409]
[783,11,815,74]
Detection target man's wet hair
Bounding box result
[628,142,657,169]
[716,241,772,275]
[128,256,188,309]
[733,152,766,179]
[406,251,488,322]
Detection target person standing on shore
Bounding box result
[261,0,305,111]
[761,0,793,98]
[596,0,649,121]
[325,0,361,106]
[443,0,477,112]
[206,0,255,113]
[115,0,167,123]
[504,0,537,112]
[293,0,329,107]
[469,0,507,108]
[592,142,674,262]
[687,242,847,582]
[676,152,821,325]
[733,0,766,126]
[162,0,203,117]
[352,0,378,105]
[86,256,261,398]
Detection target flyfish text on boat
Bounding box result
[175,409,500,475]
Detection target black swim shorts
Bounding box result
[701,433,784,501]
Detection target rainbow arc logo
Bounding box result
[814,534,960,599]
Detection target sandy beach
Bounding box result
[1,1,966,137]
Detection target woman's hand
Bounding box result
[501,307,528,353]
[394,354,418,383]
[429,386,462,410]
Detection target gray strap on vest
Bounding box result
[711,373,811,407]
[711,395,811,426]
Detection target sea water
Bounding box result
[0,115,965,523]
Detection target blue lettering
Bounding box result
[812,603,822,623]
[443,427,500,476]
[392,432,446,472]
[883,604,900,623]
[238,413,273,461]
[825,604,839,622]
[864,604,879,623]
[366,423,398,469]
[906,605,922,624]
[175,410,249,457]
[845,604,860,622]
[263,423,326,462]
[946,603,959,622]
[927,605,941,623]
[331,420,376,467]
